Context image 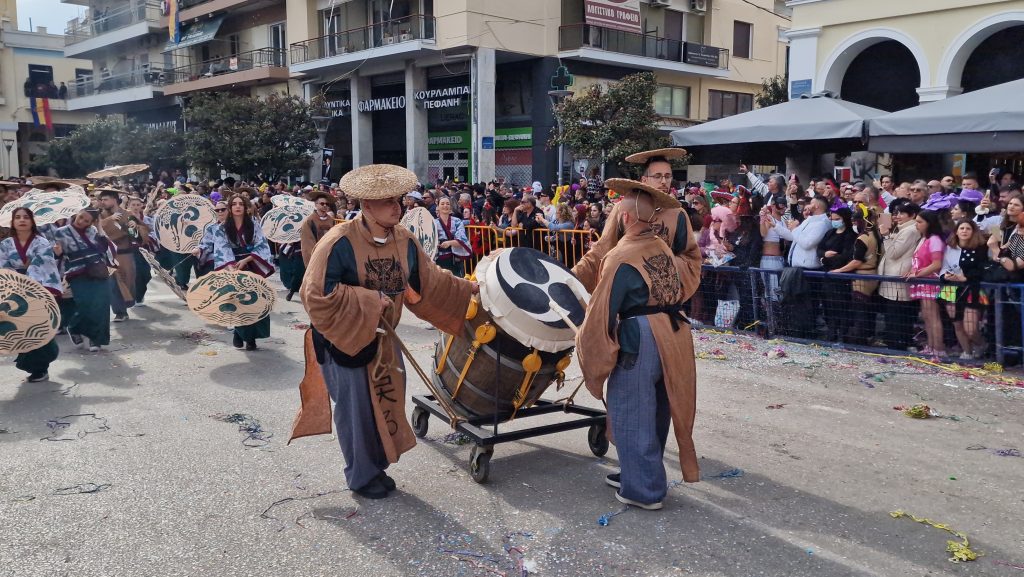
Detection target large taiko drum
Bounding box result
[432,247,590,420]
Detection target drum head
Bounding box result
[400,206,438,260]
[475,247,590,353]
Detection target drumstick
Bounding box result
[380,319,464,427]
[549,299,579,333]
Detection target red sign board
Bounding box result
[584,0,642,34]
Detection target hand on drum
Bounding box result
[471,282,480,295]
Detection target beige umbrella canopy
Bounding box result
[0,192,90,227]
[0,270,61,355]
[400,206,438,260]
[186,270,276,327]
[261,205,310,244]
[154,195,217,253]
[271,195,315,210]
[139,248,187,302]
[86,164,149,179]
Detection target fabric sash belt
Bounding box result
[620,303,690,332]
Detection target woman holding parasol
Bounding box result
[52,209,116,352]
[208,193,274,351]
[0,207,62,380]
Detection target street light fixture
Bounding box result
[311,114,332,182]
[547,89,572,186]
[2,138,15,179]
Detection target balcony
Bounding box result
[162,48,289,95]
[558,23,730,77]
[290,15,436,75]
[64,0,163,57]
[65,66,166,111]
[174,0,268,23]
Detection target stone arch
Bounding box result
[937,11,1024,90]
[817,28,930,96]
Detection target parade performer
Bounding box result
[53,209,117,352]
[293,164,476,500]
[299,192,337,267]
[0,207,62,381]
[572,148,701,302]
[126,196,153,306]
[192,200,227,279]
[434,196,472,277]
[97,188,148,321]
[209,193,274,351]
[576,180,700,511]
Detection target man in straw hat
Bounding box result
[294,164,478,500]
[97,187,149,321]
[571,148,701,302]
[575,178,699,511]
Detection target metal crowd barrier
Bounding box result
[463,225,599,275]
[696,265,1024,365]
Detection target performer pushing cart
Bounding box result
[292,164,478,500]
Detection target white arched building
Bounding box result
[787,0,1024,109]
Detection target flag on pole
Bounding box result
[168,0,180,43]
[30,98,53,133]
[29,96,40,127]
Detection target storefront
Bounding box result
[314,56,560,185]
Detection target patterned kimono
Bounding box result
[52,224,117,346]
[433,215,471,277]
[0,234,62,375]
[209,218,275,342]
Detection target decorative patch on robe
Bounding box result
[364,257,405,296]
[642,253,679,306]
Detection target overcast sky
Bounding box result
[16,0,85,34]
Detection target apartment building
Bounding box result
[61,0,788,183]
[0,0,96,177]
[787,0,1024,110]
[61,0,293,129]
[287,0,788,184]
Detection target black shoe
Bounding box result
[353,477,389,499]
[605,473,621,488]
[232,334,244,349]
[67,329,84,348]
[245,340,258,351]
[286,290,295,302]
[377,472,396,492]
[27,372,49,382]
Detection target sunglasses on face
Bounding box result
[215,208,227,213]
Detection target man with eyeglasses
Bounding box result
[301,193,337,269]
[908,181,928,205]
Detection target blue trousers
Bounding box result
[321,356,389,491]
[607,316,672,504]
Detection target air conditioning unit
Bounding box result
[691,0,708,12]
[650,0,671,7]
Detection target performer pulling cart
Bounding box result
[291,164,478,500]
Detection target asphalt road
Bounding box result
[1,280,1023,577]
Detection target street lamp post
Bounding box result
[311,114,332,183]
[3,137,14,179]
[548,89,572,186]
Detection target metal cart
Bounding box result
[410,395,608,483]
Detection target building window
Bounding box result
[708,90,753,119]
[229,34,240,57]
[655,86,690,118]
[733,21,752,59]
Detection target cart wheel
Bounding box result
[411,408,429,438]
[588,423,609,457]
[470,451,491,483]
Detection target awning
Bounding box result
[671,95,886,164]
[868,78,1024,153]
[164,15,226,52]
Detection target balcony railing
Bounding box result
[290,14,435,65]
[164,48,287,85]
[558,23,729,70]
[67,66,167,99]
[64,0,163,46]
